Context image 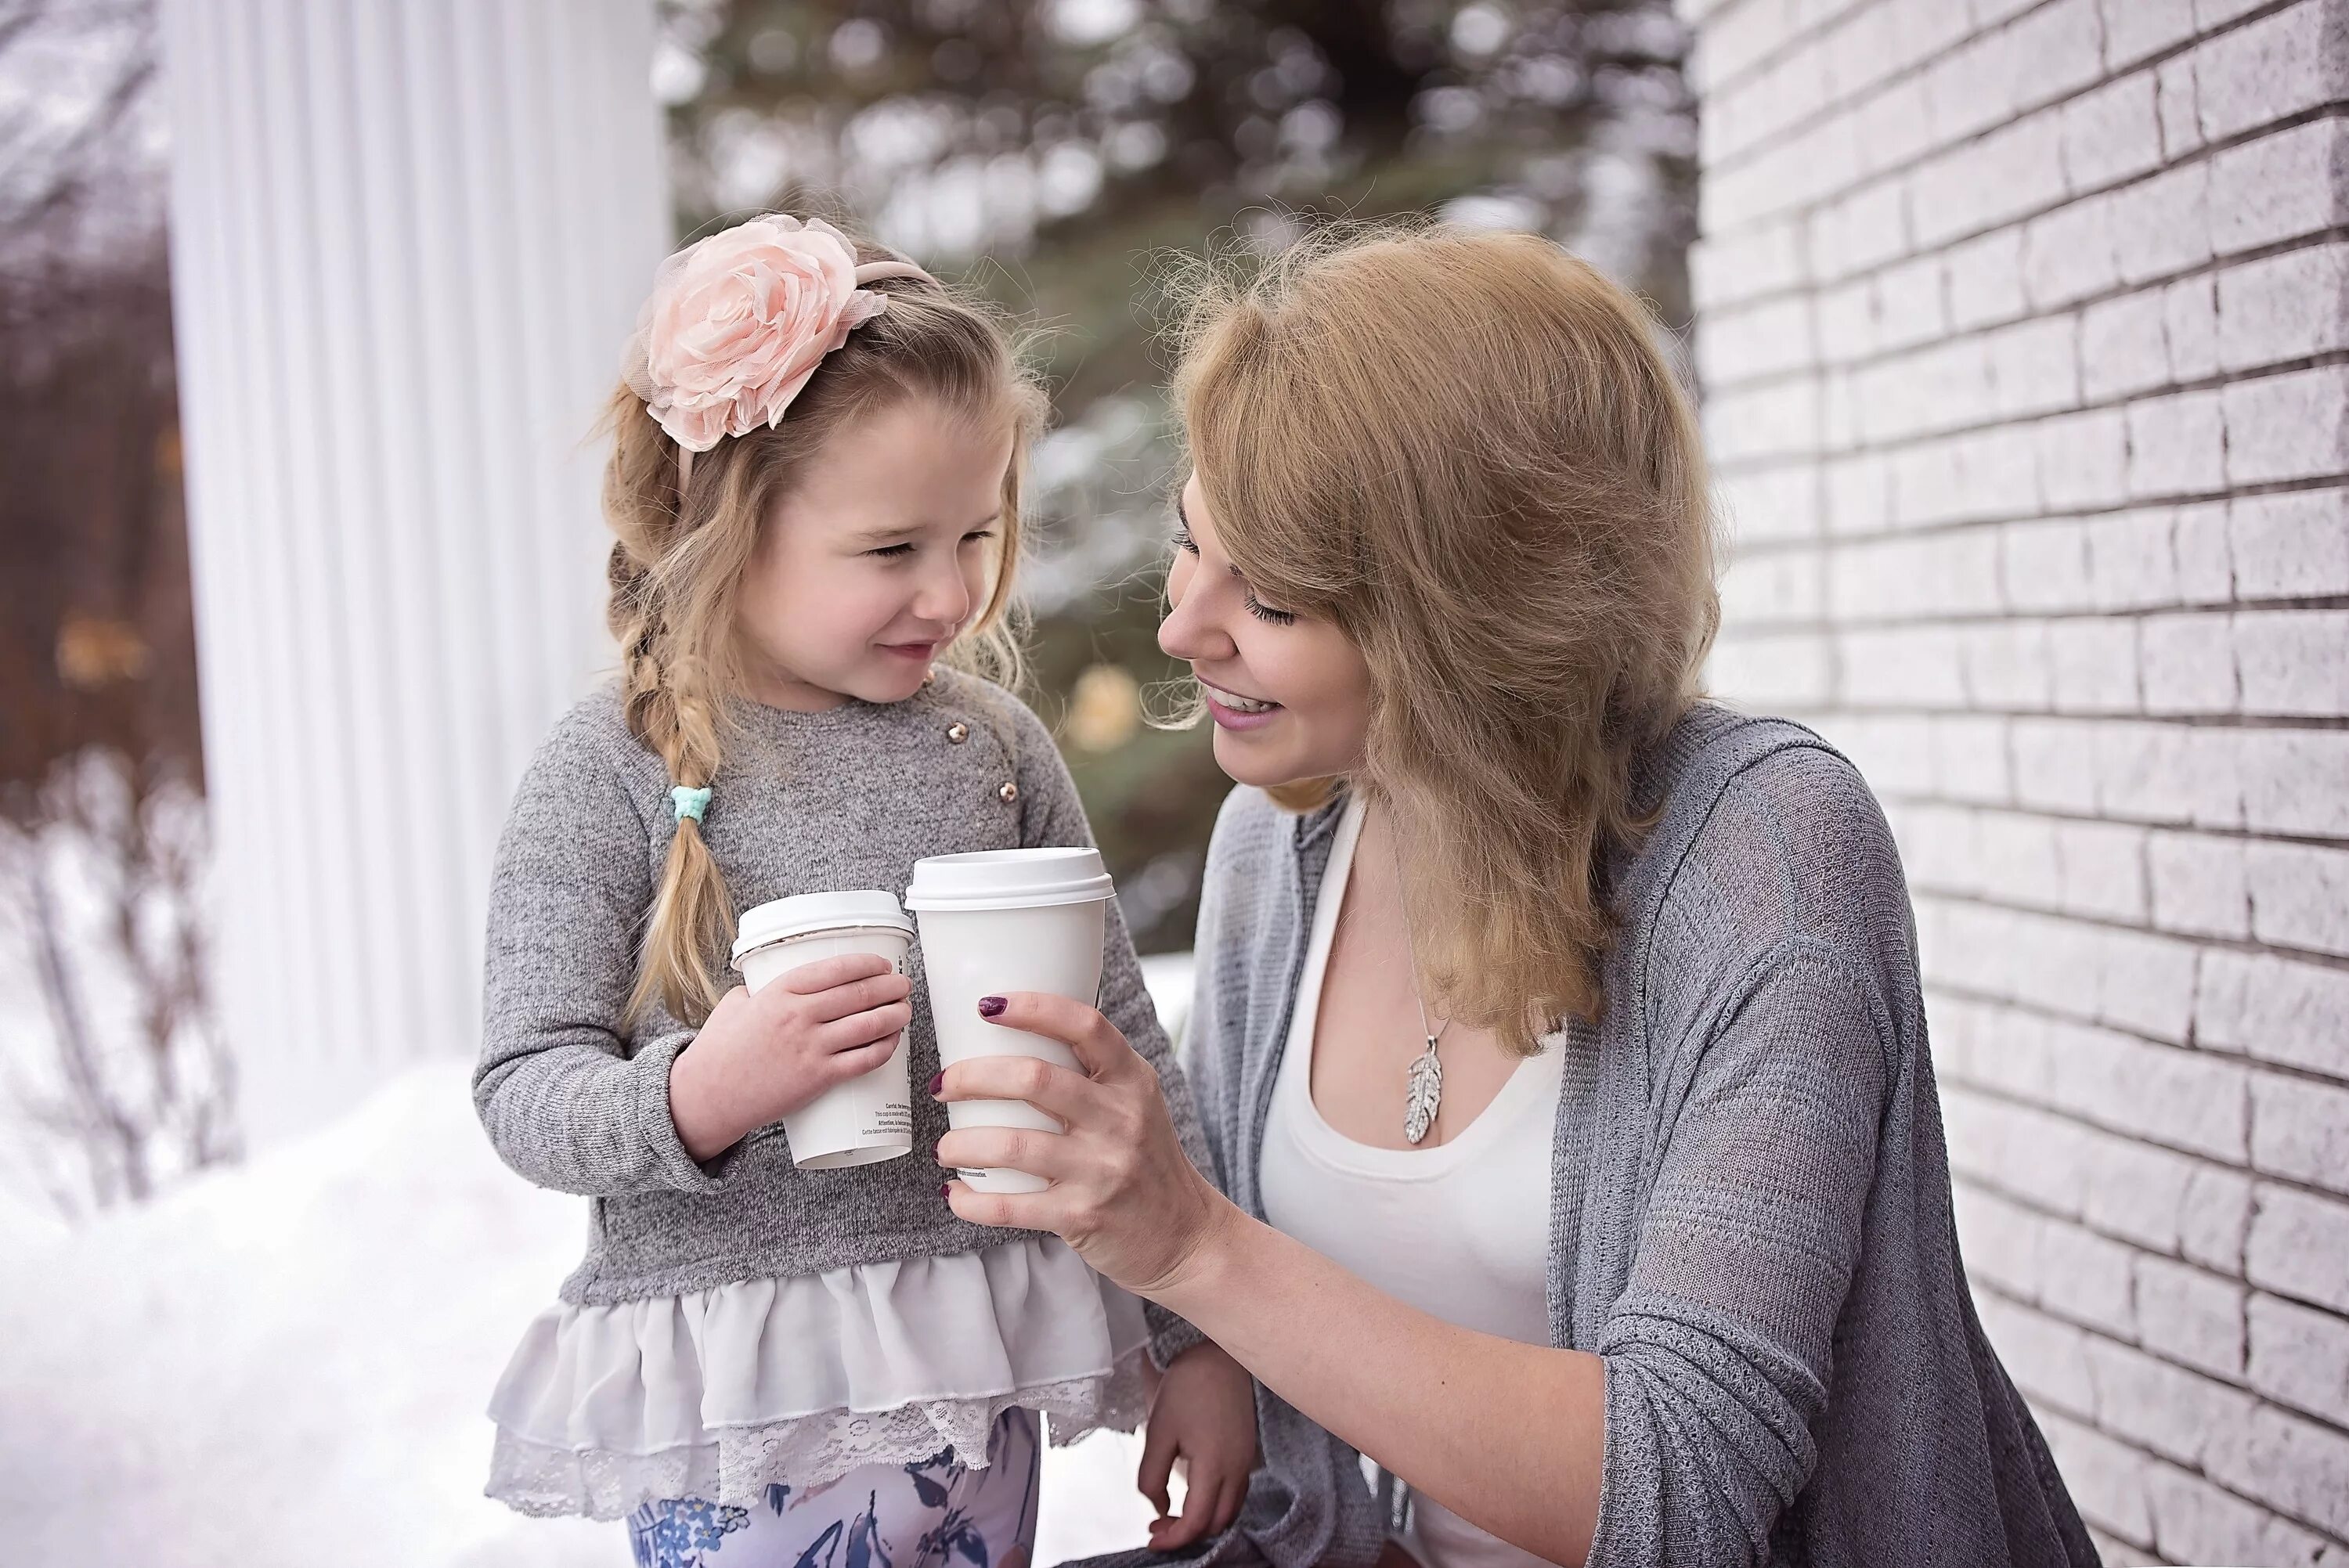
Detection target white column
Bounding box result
[160,0,669,1144]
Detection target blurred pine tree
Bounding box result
[663,0,1698,951]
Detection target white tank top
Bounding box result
[1258,793,1568,1568]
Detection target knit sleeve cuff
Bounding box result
[1144,1299,1211,1373]
[633,1031,742,1194]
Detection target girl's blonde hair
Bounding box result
[1171,223,1719,1054]
[606,225,1045,1028]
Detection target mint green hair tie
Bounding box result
[671,784,712,824]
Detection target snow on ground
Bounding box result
[0,1059,1170,1566]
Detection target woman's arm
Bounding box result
[939,938,1891,1567]
[1162,1201,1609,1562]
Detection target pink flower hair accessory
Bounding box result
[620,214,934,490]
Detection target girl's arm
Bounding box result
[473,716,742,1198]
[940,942,1892,1566]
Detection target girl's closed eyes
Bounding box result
[864,526,995,561]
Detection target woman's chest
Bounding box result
[1311,958,1525,1151]
[1259,914,1565,1346]
[1259,1066,1558,1344]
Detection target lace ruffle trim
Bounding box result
[487,1352,1150,1520]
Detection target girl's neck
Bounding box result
[732,663,852,714]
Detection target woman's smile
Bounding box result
[1199,677,1282,726]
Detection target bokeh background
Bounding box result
[3,2,2347,1565]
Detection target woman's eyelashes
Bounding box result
[1171,525,1294,624]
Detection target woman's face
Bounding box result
[1158,472,1373,788]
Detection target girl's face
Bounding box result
[734,395,1014,711]
[1158,472,1373,787]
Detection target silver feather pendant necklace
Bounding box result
[1389,821,1451,1145]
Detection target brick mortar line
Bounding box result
[1696,214,2349,345]
[1924,983,2349,1098]
[1881,798,2349,856]
[1712,595,2349,625]
[1701,0,2308,188]
[1708,697,2349,733]
[1705,299,2349,415]
[1701,94,2349,308]
[1754,701,2349,736]
[1937,1056,2349,1206]
[1964,1273,2349,1548]
[1709,462,2349,519]
[1715,518,2340,555]
[1911,885,2349,971]
[1709,467,2349,520]
[1718,468,2349,549]
[1909,881,2349,960]
[1916,971,2349,1088]
[1699,295,2349,405]
[1953,1160,2349,1363]
[1711,476,2349,546]
[1712,492,2349,538]
[1705,345,2349,460]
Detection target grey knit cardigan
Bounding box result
[471,669,1209,1372]
[1083,704,2095,1568]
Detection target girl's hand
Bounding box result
[933,991,1237,1297]
[1138,1342,1257,1549]
[668,952,912,1162]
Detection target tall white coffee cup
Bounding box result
[904,848,1115,1195]
[731,889,915,1170]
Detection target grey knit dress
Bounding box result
[472,668,1210,1516]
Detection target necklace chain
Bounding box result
[1393,840,1451,1049]
[1387,810,1449,1144]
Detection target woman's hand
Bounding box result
[668,952,912,1162]
[1137,1341,1257,1549]
[933,991,1236,1297]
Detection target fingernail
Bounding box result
[927,1070,944,1095]
[940,1182,953,1199]
[977,995,1007,1017]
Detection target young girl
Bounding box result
[472,214,1256,1563]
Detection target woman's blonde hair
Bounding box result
[1171,222,1719,1053]
[606,224,1045,1028]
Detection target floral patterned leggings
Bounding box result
[625,1407,1041,1568]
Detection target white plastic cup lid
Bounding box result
[732,889,915,964]
[902,847,1115,912]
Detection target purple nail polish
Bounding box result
[927,1070,944,1095]
[977,995,1007,1017]
[940,1182,953,1199]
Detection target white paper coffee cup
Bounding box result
[731,889,916,1170]
[904,848,1115,1195]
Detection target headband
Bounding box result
[619,214,938,495]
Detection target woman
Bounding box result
[932,226,2095,1568]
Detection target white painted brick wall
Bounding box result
[1683,0,2349,1557]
